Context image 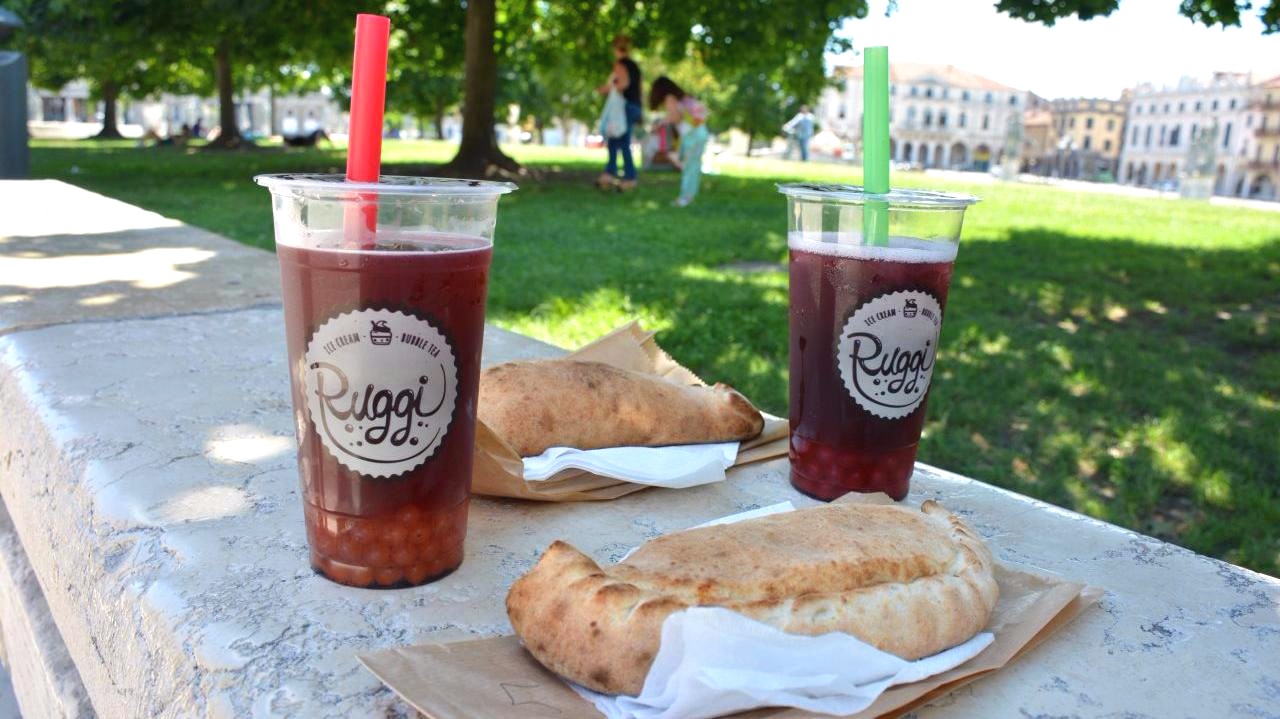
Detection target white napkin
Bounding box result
[522,442,739,488]
[567,503,995,719]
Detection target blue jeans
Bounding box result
[798,135,810,162]
[605,102,642,181]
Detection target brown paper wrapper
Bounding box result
[359,495,1102,718]
[472,322,789,501]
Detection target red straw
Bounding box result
[345,14,391,246]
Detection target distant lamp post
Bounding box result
[0,6,29,179]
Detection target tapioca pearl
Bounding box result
[375,568,403,587]
[404,564,431,585]
[407,523,434,549]
[381,522,408,546]
[348,565,375,587]
[321,558,354,585]
[314,527,339,556]
[332,537,364,564]
[396,505,424,526]
[391,546,415,567]
[347,521,374,547]
[362,542,391,567]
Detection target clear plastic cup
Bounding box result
[255,174,515,587]
[778,183,977,501]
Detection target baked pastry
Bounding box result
[478,360,764,456]
[506,500,998,695]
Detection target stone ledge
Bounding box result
[0,180,279,335]
[0,500,93,718]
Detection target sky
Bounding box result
[828,0,1280,99]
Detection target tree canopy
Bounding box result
[14,0,1279,162]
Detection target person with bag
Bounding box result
[596,34,643,192]
[649,76,709,207]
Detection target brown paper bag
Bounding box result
[359,493,1102,718]
[472,322,789,501]
[358,563,1099,719]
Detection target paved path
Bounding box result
[0,181,1277,718]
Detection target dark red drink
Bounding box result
[788,234,956,501]
[278,233,490,587]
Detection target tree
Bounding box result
[716,68,792,156]
[12,0,186,139]
[165,1,368,148]
[386,1,466,140]
[994,0,1278,30]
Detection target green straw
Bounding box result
[862,46,890,247]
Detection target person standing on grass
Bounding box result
[596,34,643,192]
[783,105,816,162]
[649,76,709,207]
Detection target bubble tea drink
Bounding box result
[779,185,976,501]
[256,175,514,587]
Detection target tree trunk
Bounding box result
[208,39,244,149]
[441,0,519,177]
[92,81,123,139]
[434,111,445,140]
[746,131,755,157]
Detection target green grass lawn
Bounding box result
[29,138,1280,576]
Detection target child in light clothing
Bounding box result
[649,76,709,207]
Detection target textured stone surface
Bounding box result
[0,180,278,334]
[0,306,1276,718]
[0,501,92,718]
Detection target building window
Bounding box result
[1145,126,1153,146]
[1229,98,1236,109]
[1194,101,1202,111]
[1104,139,1112,151]
[982,114,990,130]
[1211,99,1219,111]
[925,87,934,98]
[984,92,993,104]
[1247,114,1253,127]
[1159,125,1166,146]
[1190,122,1198,139]
[1222,122,1231,147]
[1136,106,1142,115]
[962,90,971,102]
[890,84,897,95]
[1086,117,1094,129]
[959,111,967,127]
[942,88,949,99]
[1106,119,1114,130]
[924,109,933,127]
[910,86,919,97]
[1163,103,1171,113]
[939,110,948,128]
[1169,125,1180,146]
[1010,95,1018,106]
[907,106,917,122]
[1084,136,1092,150]
[1132,126,1140,144]
[1178,102,1185,112]
[1069,117,1076,128]
[1149,103,1156,113]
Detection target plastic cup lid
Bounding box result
[777,183,978,208]
[254,173,517,197]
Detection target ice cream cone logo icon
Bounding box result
[902,298,918,318]
[369,320,393,345]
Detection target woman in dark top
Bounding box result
[596,34,643,191]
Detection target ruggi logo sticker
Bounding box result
[304,309,457,477]
[836,290,942,419]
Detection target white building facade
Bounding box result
[818,62,1028,171]
[1116,72,1267,196]
[27,83,347,139]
